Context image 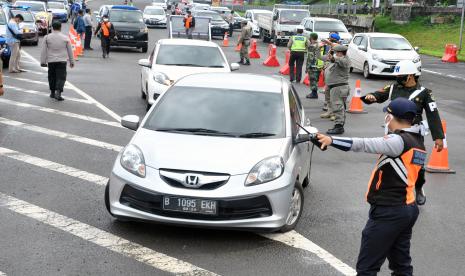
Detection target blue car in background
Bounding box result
[0,36,11,68]
[48,1,68,23]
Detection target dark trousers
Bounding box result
[84,26,92,49]
[356,204,419,276]
[289,51,305,82]
[229,23,234,36]
[48,62,67,92]
[101,37,111,56]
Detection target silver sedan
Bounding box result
[105,73,317,232]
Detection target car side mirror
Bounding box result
[121,115,140,130]
[138,58,151,68]
[414,46,420,52]
[358,45,367,51]
[230,62,240,71]
[294,126,318,144]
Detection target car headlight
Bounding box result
[372,54,383,62]
[120,144,146,177]
[153,72,170,85]
[245,156,284,186]
[412,56,421,63]
[141,27,148,33]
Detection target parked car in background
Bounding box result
[109,5,148,53]
[48,1,68,23]
[190,3,210,12]
[299,17,352,45]
[244,9,272,37]
[193,10,229,38]
[8,6,39,45]
[15,0,52,35]
[347,32,421,79]
[143,6,167,28]
[152,0,167,10]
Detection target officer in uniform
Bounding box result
[305,32,324,99]
[287,27,309,83]
[322,44,351,134]
[237,20,252,65]
[362,60,444,205]
[317,98,426,276]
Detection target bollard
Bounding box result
[263,45,280,67]
[248,39,260,59]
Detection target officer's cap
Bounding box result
[329,33,340,41]
[383,98,417,121]
[333,45,348,52]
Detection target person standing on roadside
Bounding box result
[287,27,309,83]
[237,20,252,65]
[6,14,24,73]
[94,15,115,58]
[74,10,86,44]
[83,8,93,50]
[305,32,324,99]
[227,11,234,37]
[183,11,195,39]
[40,21,75,101]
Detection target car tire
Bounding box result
[142,46,148,53]
[363,62,371,79]
[273,34,279,46]
[279,182,304,233]
[104,181,114,216]
[141,79,146,99]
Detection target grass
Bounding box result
[375,15,465,62]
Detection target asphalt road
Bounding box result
[0,1,464,275]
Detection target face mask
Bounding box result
[396,75,409,85]
[384,113,393,135]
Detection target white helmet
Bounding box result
[392,60,419,76]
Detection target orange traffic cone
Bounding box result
[235,35,242,52]
[426,120,455,173]
[77,34,83,56]
[279,50,291,75]
[223,33,229,47]
[303,73,309,86]
[248,39,260,59]
[347,79,367,114]
[263,44,280,67]
[318,70,325,89]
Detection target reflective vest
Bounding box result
[101,22,111,37]
[184,16,192,29]
[290,35,307,52]
[366,131,426,206]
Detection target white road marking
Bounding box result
[21,50,122,122]
[21,70,45,75]
[4,85,91,104]
[4,76,72,89]
[0,98,123,128]
[0,271,6,276]
[261,231,357,276]
[0,147,109,186]
[0,193,217,276]
[0,117,123,152]
[422,69,465,82]
[20,60,38,64]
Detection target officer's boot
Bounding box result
[244,58,251,66]
[237,58,244,64]
[306,89,318,99]
[55,90,64,101]
[50,90,55,98]
[327,124,344,135]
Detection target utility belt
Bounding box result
[327,83,348,89]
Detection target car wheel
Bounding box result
[279,182,304,232]
[273,34,279,46]
[141,79,146,99]
[363,62,371,79]
[104,181,113,216]
[142,46,148,53]
[146,90,152,111]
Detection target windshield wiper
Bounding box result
[206,65,225,68]
[155,128,236,137]
[239,132,277,138]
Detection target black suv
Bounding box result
[109,5,148,53]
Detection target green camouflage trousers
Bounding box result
[308,68,320,92]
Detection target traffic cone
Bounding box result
[263,44,280,67]
[76,34,83,56]
[279,50,292,75]
[248,39,260,59]
[426,120,455,173]
[235,35,242,52]
[223,33,229,47]
[318,70,325,89]
[303,73,309,86]
[347,79,367,114]
[69,34,78,61]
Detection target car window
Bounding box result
[352,36,362,45]
[110,10,143,23]
[48,2,65,9]
[360,36,368,48]
[145,8,164,15]
[314,20,348,33]
[279,10,309,25]
[144,87,286,138]
[288,88,301,137]
[304,20,312,30]
[11,10,35,22]
[369,37,412,51]
[156,45,226,68]
[0,10,7,24]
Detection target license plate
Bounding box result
[122,35,133,39]
[163,196,217,215]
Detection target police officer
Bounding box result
[362,60,444,205]
[305,33,324,99]
[183,11,195,39]
[237,20,252,65]
[323,44,351,134]
[317,98,426,276]
[287,27,309,83]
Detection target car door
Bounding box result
[348,35,363,70]
[289,87,309,182]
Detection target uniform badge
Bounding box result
[411,149,427,166]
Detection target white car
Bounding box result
[244,9,272,37]
[190,3,211,12]
[347,33,421,79]
[152,0,167,10]
[139,39,240,110]
[299,17,352,45]
[143,6,167,28]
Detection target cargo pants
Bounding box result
[330,85,350,126]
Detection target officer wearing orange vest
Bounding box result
[94,15,115,58]
[316,98,426,276]
[183,11,195,39]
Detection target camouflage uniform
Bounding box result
[306,42,323,98]
[238,23,252,65]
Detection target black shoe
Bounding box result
[416,188,426,205]
[102,54,106,58]
[50,91,55,98]
[55,91,64,101]
[237,60,244,64]
[244,60,251,66]
[327,124,344,135]
[306,93,318,99]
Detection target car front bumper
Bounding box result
[108,160,294,230]
[147,81,169,105]
[211,27,228,37]
[370,60,422,76]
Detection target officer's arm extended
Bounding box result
[363,85,390,104]
[318,134,404,157]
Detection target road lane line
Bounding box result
[261,231,357,276]
[0,193,218,276]
[0,98,123,128]
[0,117,123,152]
[5,85,91,104]
[0,147,109,186]
[4,76,73,89]
[0,271,6,276]
[422,69,465,82]
[20,50,122,122]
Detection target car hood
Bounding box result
[133,129,287,175]
[152,64,230,81]
[112,21,145,31]
[51,9,67,13]
[370,49,418,60]
[19,22,36,29]
[144,15,166,20]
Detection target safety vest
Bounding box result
[290,35,307,52]
[101,22,111,37]
[366,130,426,206]
[184,16,192,29]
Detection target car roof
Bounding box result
[176,73,283,93]
[158,38,219,47]
[355,32,406,38]
[247,9,272,13]
[306,17,343,22]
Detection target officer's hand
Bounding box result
[365,94,377,102]
[434,139,444,152]
[317,134,332,150]
[70,63,75,68]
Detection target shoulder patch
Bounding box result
[411,149,427,166]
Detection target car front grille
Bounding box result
[382,60,400,66]
[159,169,229,190]
[119,184,273,220]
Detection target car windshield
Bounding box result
[144,87,285,138]
[153,0,165,3]
[370,37,412,50]
[48,2,65,9]
[314,21,348,32]
[252,11,269,20]
[11,10,34,22]
[279,10,309,25]
[197,12,223,21]
[0,10,7,24]
[16,2,45,12]
[156,45,225,67]
[110,10,143,23]
[145,8,164,15]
